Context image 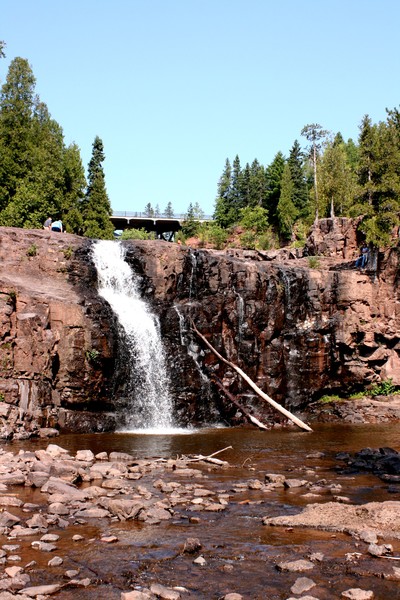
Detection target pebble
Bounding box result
[193,555,206,566]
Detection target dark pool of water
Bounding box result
[4,422,400,599]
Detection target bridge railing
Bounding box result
[111,211,214,220]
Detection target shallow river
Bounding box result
[6,422,400,599]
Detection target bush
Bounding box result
[370,379,397,396]
[308,256,320,268]
[121,228,156,240]
[201,223,228,249]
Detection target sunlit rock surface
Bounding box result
[0,219,399,435]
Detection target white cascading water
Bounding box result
[92,240,175,432]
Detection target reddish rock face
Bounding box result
[0,227,119,437]
[0,220,399,436]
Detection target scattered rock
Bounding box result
[341,589,374,600]
[276,559,314,572]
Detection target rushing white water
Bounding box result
[92,240,175,432]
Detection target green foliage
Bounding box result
[0,393,4,402]
[239,205,269,233]
[319,394,342,404]
[81,136,114,239]
[86,348,100,365]
[121,228,156,240]
[163,201,174,218]
[370,379,397,396]
[201,223,228,249]
[26,243,37,257]
[240,230,257,249]
[63,246,73,259]
[308,256,320,268]
[0,57,86,231]
[181,202,201,238]
[277,162,298,240]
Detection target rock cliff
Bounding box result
[0,220,399,437]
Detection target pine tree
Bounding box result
[288,140,309,220]
[82,136,114,239]
[62,143,86,233]
[277,162,298,240]
[264,151,285,225]
[144,202,154,217]
[249,159,266,208]
[0,57,36,210]
[214,158,233,227]
[163,201,174,217]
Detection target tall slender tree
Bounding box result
[288,140,309,220]
[81,136,114,239]
[277,162,298,240]
[301,123,328,221]
[264,151,285,225]
[214,158,233,227]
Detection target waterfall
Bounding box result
[92,240,174,432]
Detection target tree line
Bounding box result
[213,115,400,248]
[0,45,114,238]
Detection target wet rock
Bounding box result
[264,474,286,485]
[98,498,144,520]
[75,449,95,462]
[19,583,62,597]
[290,577,316,594]
[276,559,314,572]
[121,590,155,599]
[182,537,202,554]
[5,566,23,578]
[0,510,21,528]
[48,502,70,516]
[341,589,374,600]
[73,507,110,518]
[48,556,63,566]
[25,514,48,529]
[193,555,206,566]
[149,583,181,599]
[100,535,118,543]
[284,479,308,488]
[0,496,23,507]
[31,541,57,552]
[367,542,393,556]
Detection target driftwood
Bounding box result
[185,446,233,465]
[191,321,313,433]
[212,375,269,430]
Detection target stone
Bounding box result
[5,566,23,577]
[341,589,374,600]
[290,577,316,594]
[121,591,154,599]
[0,511,20,527]
[182,538,202,554]
[193,555,206,566]
[276,559,314,572]
[223,594,243,600]
[48,556,63,566]
[149,583,180,599]
[19,583,62,596]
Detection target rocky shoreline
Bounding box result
[0,440,399,599]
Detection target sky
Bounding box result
[1,0,400,217]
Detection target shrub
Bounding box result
[308,256,320,268]
[370,379,397,396]
[121,228,156,240]
[26,244,37,257]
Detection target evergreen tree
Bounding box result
[249,159,266,207]
[154,203,160,217]
[264,151,285,225]
[214,158,233,227]
[230,154,244,222]
[288,140,309,219]
[277,162,298,240]
[163,201,174,217]
[301,123,328,221]
[144,202,154,217]
[81,136,114,239]
[0,57,36,210]
[62,143,86,233]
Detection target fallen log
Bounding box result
[191,320,313,433]
[212,374,269,430]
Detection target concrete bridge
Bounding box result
[110,211,213,239]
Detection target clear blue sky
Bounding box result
[1,0,399,216]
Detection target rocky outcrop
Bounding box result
[0,228,120,437]
[0,219,399,436]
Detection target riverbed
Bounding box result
[2,422,400,599]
